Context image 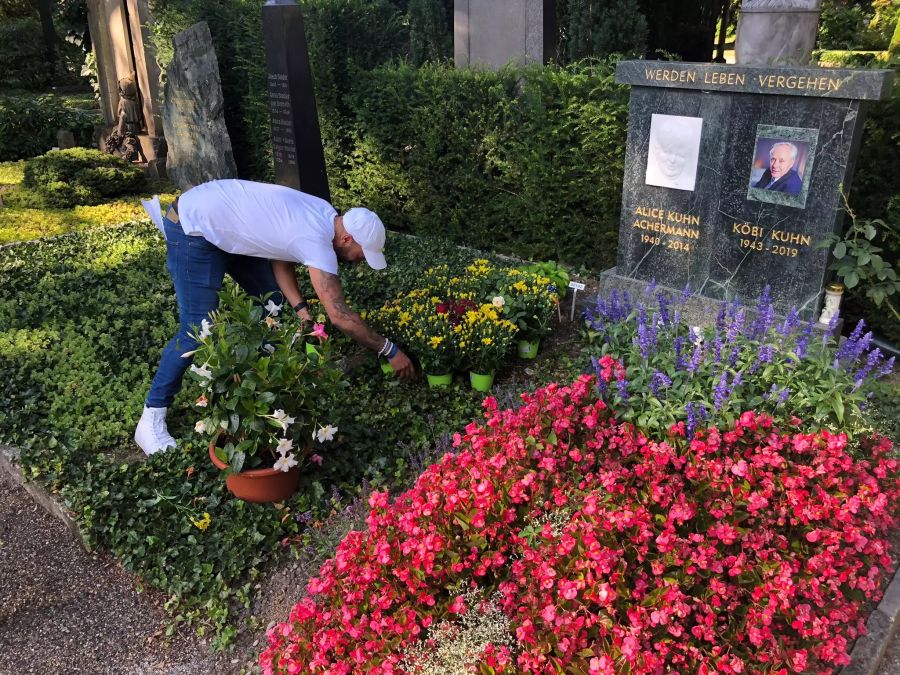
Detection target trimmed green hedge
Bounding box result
[337,61,628,268]
[22,148,146,208]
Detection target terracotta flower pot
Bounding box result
[208,442,300,503]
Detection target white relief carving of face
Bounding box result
[653,135,691,179]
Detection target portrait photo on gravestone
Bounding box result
[747,124,818,209]
[645,113,703,192]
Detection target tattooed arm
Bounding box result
[309,267,415,377]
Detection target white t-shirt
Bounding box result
[178,179,339,274]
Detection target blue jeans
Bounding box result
[145,215,283,408]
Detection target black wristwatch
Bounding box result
[293,300,309,313]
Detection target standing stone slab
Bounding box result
[161,22,237,191]
[613,60,893,317]
[735,0,823,67]
[262,0,330,200]
[454,0,556,69]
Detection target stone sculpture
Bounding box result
[105,73,147,163]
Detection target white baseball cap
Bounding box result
[343,207,387,270]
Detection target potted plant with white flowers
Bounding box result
[187,286,346,503]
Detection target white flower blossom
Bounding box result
[276,437,294,455]
[273,452,298,473]
[263,343,276,354]
[271,409,296,431]
[264,299,282,316]
[189,363,213,380]
[194,420,207,434]
[491,296,505,309]
[316,424,338,443]
[199,318,213,339]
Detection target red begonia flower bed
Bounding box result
[260,374,899,674]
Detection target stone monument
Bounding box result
[454,0,556,69]
[261,0,330,201]
[86,0,166,172]
[161,22,238,191]
[105,73,148,163]
[735,0,822,66]
[609,60,893,317]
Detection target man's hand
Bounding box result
[296,307,312,323]
[388,349,415,380]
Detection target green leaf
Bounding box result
[832,242,847,259]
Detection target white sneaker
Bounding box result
[134,406,177,456]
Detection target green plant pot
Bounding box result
[517,339,540,359]
[426,372,452,388]
[469,371,495,392]
[380,359,394,376]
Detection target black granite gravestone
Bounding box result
[610,60,893,317]
[262,0,330,202]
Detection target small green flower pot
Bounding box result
[426,373,452,388]
[380,359,394,376]
[517,339,540,359]
[469,371,495,392]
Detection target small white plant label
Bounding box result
[568,281,585,321]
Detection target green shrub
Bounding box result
[408,0,452,65]
[563,0,648,60]
[0,160,25,186]
[22,148,145,207]
[0,95,102,161]
[0,18,52,91]
[340,60,628,268]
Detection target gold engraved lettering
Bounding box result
[687,71,696,83]
[828,78,842,92]
[775,75,786,88]
[770,230,812,247]
[634,206,665,219]
[733,222,763,238]
[735,73,746,86]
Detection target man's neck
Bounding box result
[332,215,344,247]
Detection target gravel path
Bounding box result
[0,470,213,675]
[876,629,900,675]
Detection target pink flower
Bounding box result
[731,459,748,478]
[310,453,324,466]
[310,323,329,340]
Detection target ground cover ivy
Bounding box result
[0,158,177,245]
[0,222,550,645]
